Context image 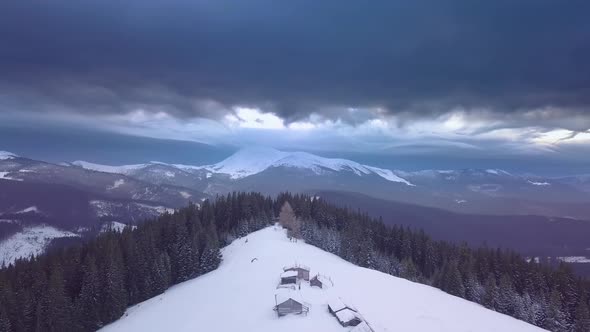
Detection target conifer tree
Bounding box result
[0,303,11,332]
[483,273,498,310]
[43,265,73,332]
[78,255,102,330]
[574,296,590,332]
[546,288,568,332]
[100,237,128,323]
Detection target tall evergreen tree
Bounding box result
[77,255,102,331]
[573,296,590,332]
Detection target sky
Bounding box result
[1,1,589,174]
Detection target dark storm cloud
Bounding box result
[1,0,590,122]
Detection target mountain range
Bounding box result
[1,147,590,267]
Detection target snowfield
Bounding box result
[0,225,80,266]
[71,160,148,175]
[101,226,545,332]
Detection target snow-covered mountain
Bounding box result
[206,147,412,184]
[73,147,413,185]
[68,147,590,218]
[0,151,18,160]
[0,153,206,265]
[101,225,545,332]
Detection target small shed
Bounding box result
[351,321,374,332]
[335,308,362,327]
[327,296,357,315]
[310,274,333,289]
[274,291,309,317]
[280,270,298,285]
[283,264,310,281]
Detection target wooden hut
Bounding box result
[310,274,333,289]
[274,291,309,317]
[283,264,310,281]
[280,270,298,285]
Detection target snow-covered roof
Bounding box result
[327,296,356,313]
[350,321,373,332]
[275,289,303,305]
[281,270,298,278]
[283,263,310,272]
[335,308,359,324]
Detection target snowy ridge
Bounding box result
[0,171,23,181]
[0,151,18,160]
[101,226,545,332]
[0,225,80,266]
[71,160,148,175]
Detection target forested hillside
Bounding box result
[1,192,589,332]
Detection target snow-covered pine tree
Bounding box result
[573,295,590,332]
[546,288,568,332]
[483,273,498,311]
[198,225,222,274]
[170,218,195,283]
[78,255,102,331]
[497,274,516,315]
[100,236,128,323]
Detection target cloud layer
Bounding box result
[2,1,589,120]
[0,1,589,171]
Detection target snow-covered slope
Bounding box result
[0,225,79,266]
[101,226,545,332]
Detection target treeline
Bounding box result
[0,192,274,332]
[277,193,590,332]
[1,192,589,332]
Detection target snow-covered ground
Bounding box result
[101,226,545,332]
[556,256,590,263]
[107,179,126,190]
[0,225,80,266]
[71,160,148,175]
[15,206,41,214]
[0,171,23,181]
[527,180,551,186]
[101,221,136,233]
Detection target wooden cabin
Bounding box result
[310,274,333,289]
[274,291,309,317]
[280,270,298,285]
[283,264,310,281]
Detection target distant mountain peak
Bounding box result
[0,151,18,160]
[69,147,413,184]
[208,147,413,184]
